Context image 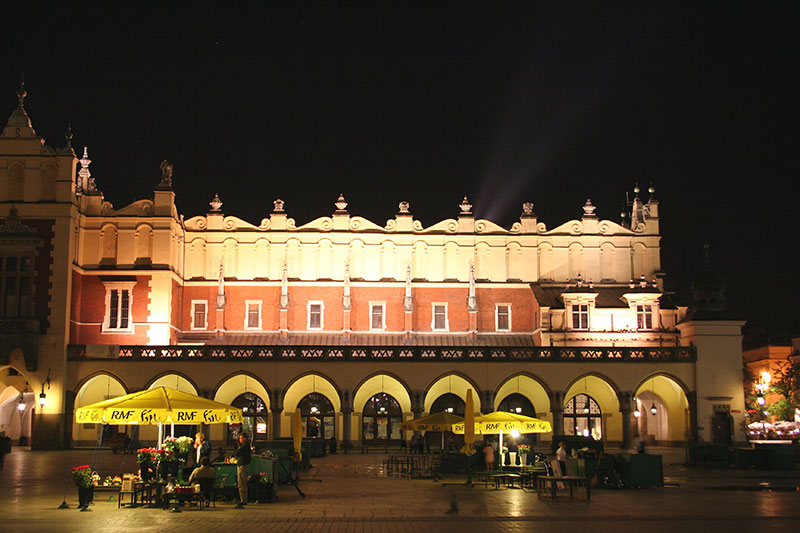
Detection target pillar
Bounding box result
[270,388,284,440]
[341,389,353,445]
[479,389,495,415]
[619,391,634,450]
[550,390,564,437]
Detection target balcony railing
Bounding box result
[67,344,695,363]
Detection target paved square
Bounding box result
[1,447,798,532]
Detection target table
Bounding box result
[536,476,590,502]
[92,485,121,502]
[163,490,205,510]
[487,473,523,489]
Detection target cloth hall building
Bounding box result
[0,87,746,450]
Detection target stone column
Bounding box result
[687,391,698,443]
[550,390,565,437]
[619,391,634,449]
[341,389,353,445]
[479,389,495,415]
[270,388,284,440]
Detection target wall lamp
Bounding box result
[39,369,51,408]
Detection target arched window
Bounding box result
[298,393,335,439]
[563,393,602,440]
[428,393,466,450]
[498,393,535,416]
[228,393,269,444]
[361,393,402,443]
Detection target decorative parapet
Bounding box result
[67,344,695,363]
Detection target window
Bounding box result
[103,281,136,332]
[496,304,511,331]
[636,304,654,330]
[307,301,324,329]
[369,303,385,331]
[563,393,602,440]
[571,304,589,330]
[245,301,261,330]
[1,255,34,318]
[431,303,448,331]
[191,300,207,330]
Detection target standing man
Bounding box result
[0,431,11,469]
[194,432,211,465]
[234,433,251,507]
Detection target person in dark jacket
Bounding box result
[234,433,251,506]
[194,432,211,465]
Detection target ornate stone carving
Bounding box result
[398,201,410,214]
[158,160,173,189]
[273,198,285,212]
[459,195,472,215]
[582,198,597,218]
[335,194,348,212]
[522,201,534,216]
[209,193,223,212]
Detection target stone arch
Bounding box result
[475,242,490,280]
[600,242,615,281]
[72,372,128,445]
[423,372,481,413]
[146,372,199,394]
[253,239,270,279]
[568,243,584,280]
[8,163,24,201]
[213,372,272,441]
[134,224,154,266]
[538,242,554,281]
[349,240,365,279]
[633,373,691,444]
[188,239,207,279]
[494,374,551,418]
[0,362,34,443]
[281,372,341,440]
[100,223,118,265]
[443,241,459,280]
[412,241,428,279]
[317,238,334,279]
[506,242,522,280]
[380,240,397,280]
[564,373,621,442]
[353,372,412,414]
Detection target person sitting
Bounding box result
[188,456,216,484]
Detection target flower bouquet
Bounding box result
[72,465,92,488]
[72,465,94,509]
[517,445,531,454]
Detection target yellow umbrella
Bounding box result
[292,408,303,462]
[75,386,243,426]
[461,389,476,456]
[451,411,552,435]
[452,411,551,471]
[400,411,464,432]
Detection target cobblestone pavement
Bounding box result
[1,447,799,532]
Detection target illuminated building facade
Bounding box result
[0,87,746,449]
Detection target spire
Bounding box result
[404,264,413,312]
[215,263,226,310]
[280,261,289,310]
[78,147,99,195]
[342,261,352,311]
[467,263,477,312]
[65,122,73,149]
[3,77,37,138]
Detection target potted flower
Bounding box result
[256,472,274,503]
[517,444,531,466]
[500,445,509,466]
[72,465,94,509]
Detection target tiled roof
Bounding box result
[200,332,535,347]
[530,283,676,309]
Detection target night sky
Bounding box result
[4,2,798,341]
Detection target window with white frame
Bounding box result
[307,301,324,330]
[246,300,262,330]
[636,304,654,330]
[191,300,208,330]
[571,304,589,330]
[431,303,448,331]
[369,302,385,331]
[496,304,511,331]
[103,281,136,332]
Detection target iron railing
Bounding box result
[67,344,695,363]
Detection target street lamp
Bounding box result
[38,369,52,408]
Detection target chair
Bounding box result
[212,474,229,506]
[118,478,135,508]
[197,478,215,508]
